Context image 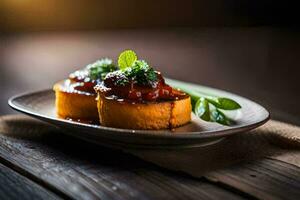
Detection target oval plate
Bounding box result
[8,79,269,149]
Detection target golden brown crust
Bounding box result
[97,94,192,130]
[53,81,98,122]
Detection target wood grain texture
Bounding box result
[125,119,300,199]
[206,159,300,200]
[0,163,60,200]
[0,115,245,200]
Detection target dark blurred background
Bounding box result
[1,0,299,124]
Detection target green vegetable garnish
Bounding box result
[124,60,158,86]
[207,97,241,110]
[167,79,241,126]
[118,50,137,70]
[195,98,210,121]
[110,50,158,87]
[211,109,231,125]
[87,58,117,80]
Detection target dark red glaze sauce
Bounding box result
[97,72,188,102]
[67,70,98,95]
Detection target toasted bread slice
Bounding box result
[97,94,191,130]
[53,81,98,122]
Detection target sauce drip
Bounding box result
[169,101,175,130]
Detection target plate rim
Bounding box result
[8,87,270,140]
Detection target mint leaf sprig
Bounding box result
[115,50,158,87]
[167,79,241,126]
[118,50,137,70]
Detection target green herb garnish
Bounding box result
[124,60,158,86]
[118,50,137,70]
[167,79,241,125]
[109,50,158,87]
[87,58,117,80]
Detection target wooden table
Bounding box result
[0,118,299,200]
[1,28,300,199]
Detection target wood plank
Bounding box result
[206,158,300,200]
[0,162,61,200]
[0,117,245,200]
